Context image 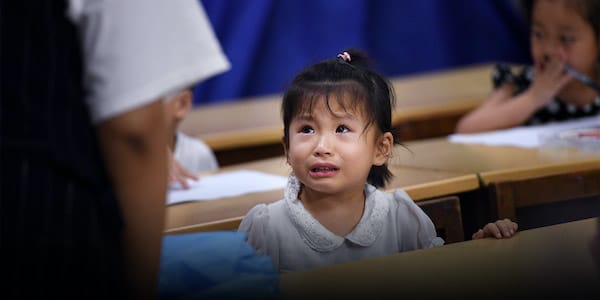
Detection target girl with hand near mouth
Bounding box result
[456,0,600,133]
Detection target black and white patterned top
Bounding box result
[492,63,600,126]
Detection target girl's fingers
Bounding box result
[498,218,518,236]
[472,229,484,240]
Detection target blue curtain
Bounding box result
[194,0,530,104]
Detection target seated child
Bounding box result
[239,49,518,273]
[164,89,219,187]
[456,0,600,133]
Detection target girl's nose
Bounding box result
[314,134,333,156]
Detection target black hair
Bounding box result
[521,0,600,41]
[281,48,400,188]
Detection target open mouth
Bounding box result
[311,167,338,172]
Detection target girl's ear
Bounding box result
[373,132,393,166]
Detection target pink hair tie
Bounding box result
[337,51,351,62]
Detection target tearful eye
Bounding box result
[336,125,350,133]
[300,125,314,134]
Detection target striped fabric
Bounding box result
[1,1,125,298]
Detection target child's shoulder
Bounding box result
[390,188,412,202]
[386,188,417,209]
[177,131,211,148]
[243,199,286,220]
[367,186,425,220]
[239,199,287,231]
[386,188,432,221]
[366,186,413,205]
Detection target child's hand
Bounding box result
[528,55,572,107]
[167,147,198,189]
[472,218,518,240]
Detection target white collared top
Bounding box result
[239,176,444,273]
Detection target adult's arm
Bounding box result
[97,100,167,298]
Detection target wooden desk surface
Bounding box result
[164,139,599,231]
[280,217,600,299]
[165,155,479,231]
[180,63,493,151]
[394,138,600,184]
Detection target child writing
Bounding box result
[239,49,518,273]
[164,89,220,188]
[456,0,600,133]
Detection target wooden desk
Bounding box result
[280,218,600,299]
[164,155,479,233]
[181,63,493,166]
[394,138,600,228]
[393,137,600,175]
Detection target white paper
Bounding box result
[448,116,600,148]
[167,170,287,205]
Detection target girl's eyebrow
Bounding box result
[295,114,314,121]
[331,112,358,120]
[295,111,358,121]
[558,25,576,32]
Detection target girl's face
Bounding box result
[286,97,391,198]
[530,0,599,78]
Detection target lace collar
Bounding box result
[284,176,390,253]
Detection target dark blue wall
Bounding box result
[194,0,530,104]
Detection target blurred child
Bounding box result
[456,0,600,133]
[164,89,219,188]
[239,49,518,273]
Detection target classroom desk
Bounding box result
[280,217,600,299]
[393,137,600,177]
[393,138,600,227]
[180,63,493,166]
[164,155,479,233]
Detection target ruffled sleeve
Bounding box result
[392,189,445,249]
[492,63,515,88]
[238,204,270,255]
[491,63,532,95]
